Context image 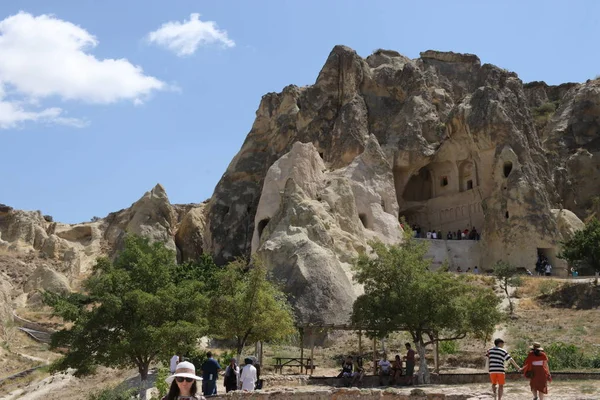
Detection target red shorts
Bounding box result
[489,373,506,385]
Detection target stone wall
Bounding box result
[421,239,481,271]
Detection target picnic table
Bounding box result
[272,357,317,374]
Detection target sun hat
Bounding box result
[166,361,203,383]
[530,342,544,351]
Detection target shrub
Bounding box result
[538,280,559,296]
[155,367,170,398]
[439,340,458,355]
[512,342,600,371]
[88,387,136,400]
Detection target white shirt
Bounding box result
[426,232,432,239]
[169,355,179,373]
[378,360,391,372]
[240,364,257,391]
[545,264,552,273]
[432,232,437,239]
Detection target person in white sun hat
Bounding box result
[163,361,206,400]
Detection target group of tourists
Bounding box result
[455,265,479,274]
[162,339,551,399]
[535,254,552,276]
[411,225,480,241]
[164,351,259,400]
[339,343,416,387]
[486,338,551,400]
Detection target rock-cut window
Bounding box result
[440,176,449,187]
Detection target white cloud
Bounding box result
[0,12,166,129]
[147,13,234,57]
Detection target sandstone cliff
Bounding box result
[3,45,597,326]
[0,185,207,308]
[201,45,596,322]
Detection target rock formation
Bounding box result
[3,45,598,326]
[204,45,597,322]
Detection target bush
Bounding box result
[88,387,136,400]
[533,101,558,117]
[538,280,559,296]
[512,342,600,371]
[439,340,459,355]
[155,367,170,398]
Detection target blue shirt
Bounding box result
[201,358,221,381]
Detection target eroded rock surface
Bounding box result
[207,45,591,280]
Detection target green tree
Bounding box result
[209,258,296,358]
[44,235,208,399]
[559,218,600,274]
[493,261,522,315]
[351,239,501,384]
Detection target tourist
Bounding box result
[432,231,437,239]
[452,231,457,240]
[437,231,442,240]
[170,354,180,374]
[456,266,462,273]
[163,361,205,400]
[469,227,475,240]
[239,358,258,391]
[426,230,432,239]
[466,267,471,273]
[403,343,415,385]
[486,338,521,400]
[378,353,392,386]
[474,266,479,274]
[522,342,551,400]
[544,263,552,276]
[352,356,365,386]
[447,231,452,240]
[223,357,239,393]
[391,354,403,385]
[456,229,462,240]
[200,351,221,396]
[338,356,354,379]
[463,228,469,239]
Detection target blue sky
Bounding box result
[1,0,599,223]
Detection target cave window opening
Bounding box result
[440,176,448,187]
[257,218,270,239]
[359,213,369,229]
[503,161,513,178]
[466,180,473,190]
[319,152,324,159]
[505,211,509,219]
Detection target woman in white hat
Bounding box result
[163,361,205,400]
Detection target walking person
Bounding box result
[522,342,551,400]
[163,361,205,400]
[169,354,180,374]
[486,338,522,400]
[200,351,221,396]
[223,357,239,393]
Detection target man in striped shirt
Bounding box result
[486,338,521,400]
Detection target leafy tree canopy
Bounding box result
[351,239,501,382]
[208,258,296,357]
[45,235,209,386]
[559,218,600,273]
